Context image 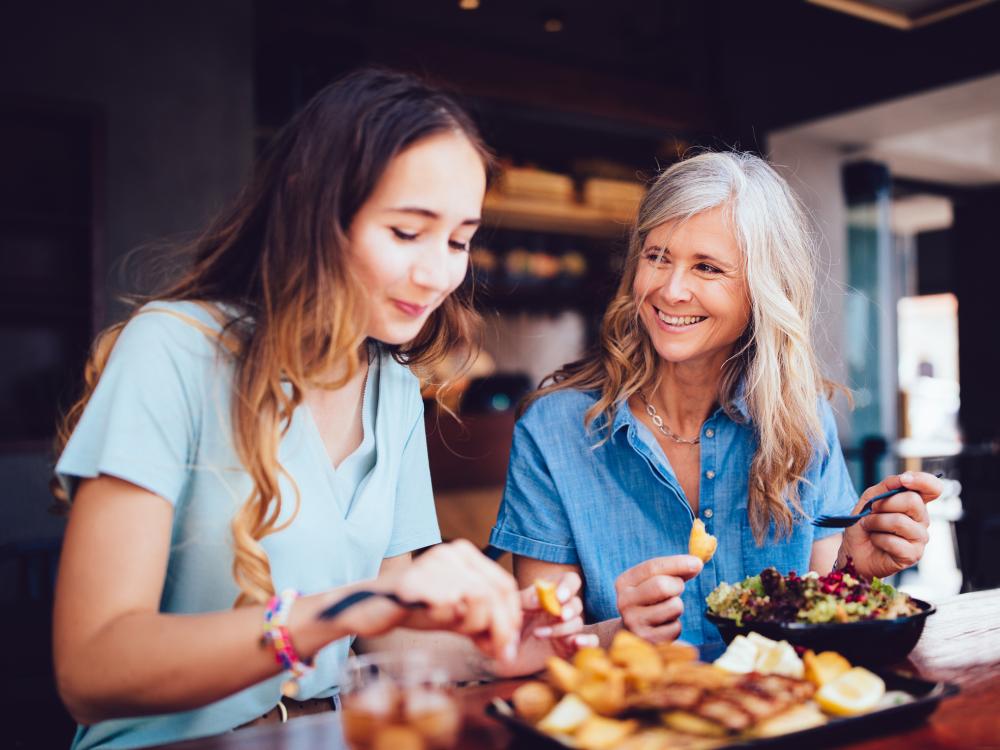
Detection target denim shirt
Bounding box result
[489,388,857,645]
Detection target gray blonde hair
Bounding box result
[527,151,835,543]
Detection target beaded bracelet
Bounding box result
[261,588,313,698]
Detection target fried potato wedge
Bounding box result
[511,681,558,723]
[534,578,563,618]
[537,693,593,734]
[545,656,581,694]
[688,518,718,563]
[575,715,640,750]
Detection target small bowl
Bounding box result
[339,651,462,749]
[704,597,936,665]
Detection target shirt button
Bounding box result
[705,428,715,438]
[704,508,714,518]
[705,470,716,479]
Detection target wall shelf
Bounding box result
[482,192,635,239]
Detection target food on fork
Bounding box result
[689,518,718,563]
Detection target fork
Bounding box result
[317,590,427,621]
[811,472,944,528]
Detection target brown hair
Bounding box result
[53,68,491,605]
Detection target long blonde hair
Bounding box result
[53,69,489,605]
[526,151,837,543]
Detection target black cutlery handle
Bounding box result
[317,590,425,621]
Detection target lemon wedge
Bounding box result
[816,667,886,716]
[803,650,852,687]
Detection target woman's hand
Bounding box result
[345,540,523,663]
[488,571,599,677]
[615,555,703,643]
[838,471,944,579]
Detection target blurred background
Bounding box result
[1,1,999,744]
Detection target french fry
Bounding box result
[688,518,718,563]
[545,656,581,694]
[610,631,663,688]
[656,640,700,664]
[534,578,563,618]
[576,669,627,716]
[574,647,615,677]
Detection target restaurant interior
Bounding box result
[1,1,999,747]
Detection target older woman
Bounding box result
[489,151,942,646]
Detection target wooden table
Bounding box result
[154,589,1000,749]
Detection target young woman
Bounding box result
[52,69,591,749]
[490,151,943,647]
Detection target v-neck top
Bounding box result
[56,301,440,750]
[490,388,857,646]
[303,351,380,516]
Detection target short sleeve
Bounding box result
[489,411,579,565]
[384,398,442,558]
[811,398,860,540]
[55,308,209,506]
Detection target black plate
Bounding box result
[705,598,935,666]
[487,668,958,750]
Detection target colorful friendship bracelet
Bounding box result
[262,588,313,698]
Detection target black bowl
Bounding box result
[704,597,935,666]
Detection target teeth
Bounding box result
[657,310,706,326]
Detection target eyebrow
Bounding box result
[644,245,732,267]
[385,206,481,226]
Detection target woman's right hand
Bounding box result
[346,540,523,662]
[615,554,702,643]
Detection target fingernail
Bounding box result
[556,585,571,602]
[534,626,553,639]
[561,605,573,621]
[504,641,517,662]
[901,472,914,483]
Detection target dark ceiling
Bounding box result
[255,0,1000,171]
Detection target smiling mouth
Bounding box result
[392,299,430,317]
[654,307,708,328]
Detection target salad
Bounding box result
[706,559,919,625]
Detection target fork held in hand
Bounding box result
[317,590,426,621]
[811,472,944,528]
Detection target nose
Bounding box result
[410,240,451,292]
[659,266,693,304]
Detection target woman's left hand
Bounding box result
[839,471,944,579]
[488,571,598,677]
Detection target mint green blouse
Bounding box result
[56,301,441,749]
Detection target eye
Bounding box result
[449,239,471,252]
[644,249,668,265]
[391,227,418,241]
[696,262,723,274]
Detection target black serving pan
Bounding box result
[704,597,935,666]
[487,668,959,750]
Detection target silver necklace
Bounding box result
[639,392,700,446]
